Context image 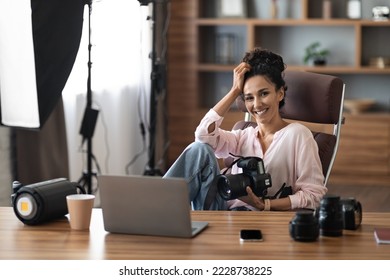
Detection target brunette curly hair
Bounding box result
[242,47,287,108]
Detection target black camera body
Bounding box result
[216,157,272,200]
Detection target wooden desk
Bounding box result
[0,207,389,260]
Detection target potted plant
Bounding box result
[303,41,330,66]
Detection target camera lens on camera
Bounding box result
[216,174,251,200]
[289,210,319,242]
[318,195,343,237]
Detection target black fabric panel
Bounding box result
[31,0,85,127]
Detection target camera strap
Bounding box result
[268,183,292,199]
[221,154,242,175]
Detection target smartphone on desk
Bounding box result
[240,229,263,242]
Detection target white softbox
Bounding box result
[0,0,85,128]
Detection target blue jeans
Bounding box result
[163,142,228,210]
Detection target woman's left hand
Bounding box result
[240,186,265,210]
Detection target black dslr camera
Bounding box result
[216,157,272,200]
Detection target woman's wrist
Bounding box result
[263,199,271,211]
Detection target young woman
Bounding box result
[164,47,326,211]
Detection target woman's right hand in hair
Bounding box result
[211,62,251,119]
[231,62,251,96]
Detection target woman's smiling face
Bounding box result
[243,75,284,124]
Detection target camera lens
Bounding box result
[318,195,343,237]
[289,210,319,242]
[341,198,362,230]
[216,176,233,200]
[216,174,251,200]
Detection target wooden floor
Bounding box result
[327,184,390,212]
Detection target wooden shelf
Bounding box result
[197,64,390,74]
[195,0,390,106]
[197,18,390,26]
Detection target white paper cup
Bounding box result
[66,194,95,230]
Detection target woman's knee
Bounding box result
[185,142,214,159]
[164,142,217,178]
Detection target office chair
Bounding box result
[226,70,345,186]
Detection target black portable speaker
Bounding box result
[11,178,80,225]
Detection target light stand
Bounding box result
[138,0,166,176]
[78,1,99,194]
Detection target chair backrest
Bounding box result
[228,70,345,186]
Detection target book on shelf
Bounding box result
[374,228,390,244]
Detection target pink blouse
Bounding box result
[195,109,327,210]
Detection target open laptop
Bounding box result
[98,175,208,238]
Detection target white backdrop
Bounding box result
[62,0,152,187]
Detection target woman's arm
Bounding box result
[208,63,250,133]
[243,187,292,211]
